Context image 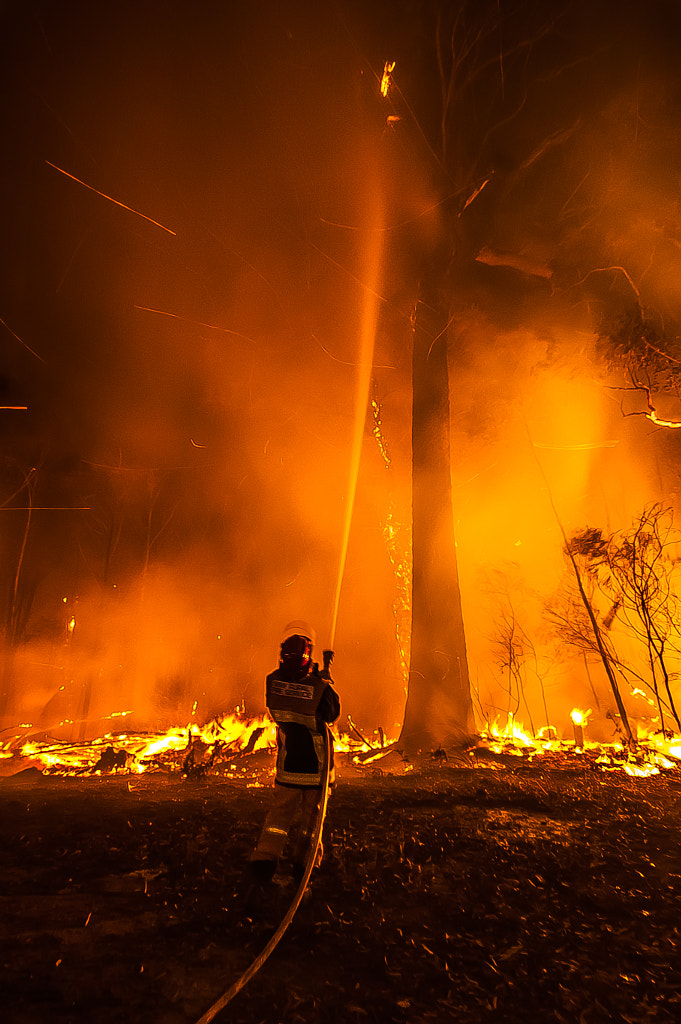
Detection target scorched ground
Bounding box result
[1,752,680,1023]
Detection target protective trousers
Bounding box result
[251,784,324,869]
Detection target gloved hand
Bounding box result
[322,650,334,668]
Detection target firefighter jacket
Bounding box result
[266,663,340,787]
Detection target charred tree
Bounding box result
[401,259,475,753]
[380,0,641,751]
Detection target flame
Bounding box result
[370,388,391,469]
[7,711,277,777]
[380,61,395,98]
[382,507,411,685]
[476,713,681,777]
[482,715,536,748]
[2,706,680,780]
[570,707,592,727]
[1,710,399,779]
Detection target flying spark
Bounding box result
[0,316,44,362]
[46,161,176,235]
[461,178,491,214]
[134,305,256,344]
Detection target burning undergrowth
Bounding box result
[2,709,681,782]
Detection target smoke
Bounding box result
[1,0,681,742]
[0,1,410,737]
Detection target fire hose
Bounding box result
[194,722,333,1024]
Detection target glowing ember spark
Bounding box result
[615,381,681,428]
[0,316,44,362]
[134,305,256,343]
[644,410,681,428]
[382,507,411,684]
[461,178,491,213]
[370,385,391,469]
[380,60,396,98]
[46,161,176,235]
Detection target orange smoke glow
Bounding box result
[2,5,681,770]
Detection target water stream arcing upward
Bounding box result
[328,199,384,651]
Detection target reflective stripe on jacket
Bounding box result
[266,665,339,786]
[266,672,327,730]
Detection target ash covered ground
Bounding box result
[1,751,680,1024]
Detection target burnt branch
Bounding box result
[612,379,681,430]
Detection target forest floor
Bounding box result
[1,746,681,1024]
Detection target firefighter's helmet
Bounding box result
[279,620,316,675]
[281,620,316,646]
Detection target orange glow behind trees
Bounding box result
[1,1,681,750]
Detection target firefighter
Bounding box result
[249,620,340,892]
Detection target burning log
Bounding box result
[182,723,268,776]
[346,714,380,751]
[239,726,265,755]
[182,738,217,777]
[93,746,129,772]
[570,708,592,750]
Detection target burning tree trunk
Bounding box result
[400,262,475,754]
[382,0,631,750]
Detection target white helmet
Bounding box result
[281,620,316,646]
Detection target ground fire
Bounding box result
[3,707,681,780]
